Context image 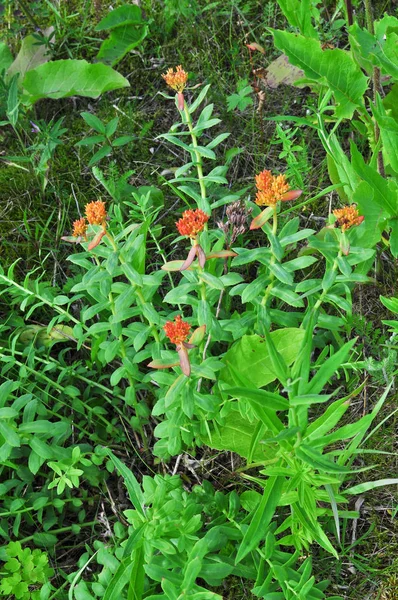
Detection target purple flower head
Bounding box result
[30,121,40,134]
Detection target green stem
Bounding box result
[183,102,207,204]
[18,0,40,29]
[261,207,278,307]
[0,274,84,328]
[0,497,95,518]
[18,520,102,544]
[313,250,343,313]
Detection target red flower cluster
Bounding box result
[85,200,107,226]
[163,315,191,346]
[333,205,364,232]
[255,170,290,207]
[72,218,88,238]
[162,65,188,93]
[176,209,209,238]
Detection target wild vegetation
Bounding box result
[0,1,397,599]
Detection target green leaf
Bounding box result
[296,444,350,473]
[351,142,398,216]
[268,262,293,285]
[305,338,357,395]
[22,59,129,104]
[97,23,148,66]
[75,135,106,147]
[104,449,145,517]
[81,111,106,133]
[198,272,224,290]
[0,408,18,419]
[380,295,398,314]
[7,28,53,79]
[106,116,119,137]
[112,135,134,147]
[348,181,385,249]
[389,219,398,258]
[220,329,305,388]
[95,5,144,30]
[349,21,398,78]
[305,397,349,440]
[88,145,112,166]
[103,558,133,600]
[272,31,367,118]
[201,408,274,461]
[236,476,283,563]
[0,422,20,447]
[344,478,398,495]
[225,387,289,411]
[372,95,398,173]
[0,42,13,72]
[277,0,319,38]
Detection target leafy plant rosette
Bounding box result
[0,62,396,600]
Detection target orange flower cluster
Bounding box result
[333,205,364,232]
[255,170,290,207]
[163,315,191,345]
[162,65,188,93]
[72,218,88,238]
[176,209,209,238]
[85,200,107,226]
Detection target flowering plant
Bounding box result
[1,56,395,600]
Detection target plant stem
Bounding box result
[18,520,102,544]
[261,208,278,308]
[183,102,207,205]
[345,0,353,26]
[18,0,41,29]
[364,0,385,176]
[313,250,343,313]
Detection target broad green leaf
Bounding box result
[236,476,284,563]
[22,59,129,104]
[349,21,398,78]
[348,181,385,249]
[272,31,367,118]
[351,142,398,216]
[263,54,306,88]
[219,328,305,387]
[97,23,148,66]
[277,0,319,38]
[0,42,13,72]
[7,28,53,79]
[201,408,274,461]
[95,5,144,30]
